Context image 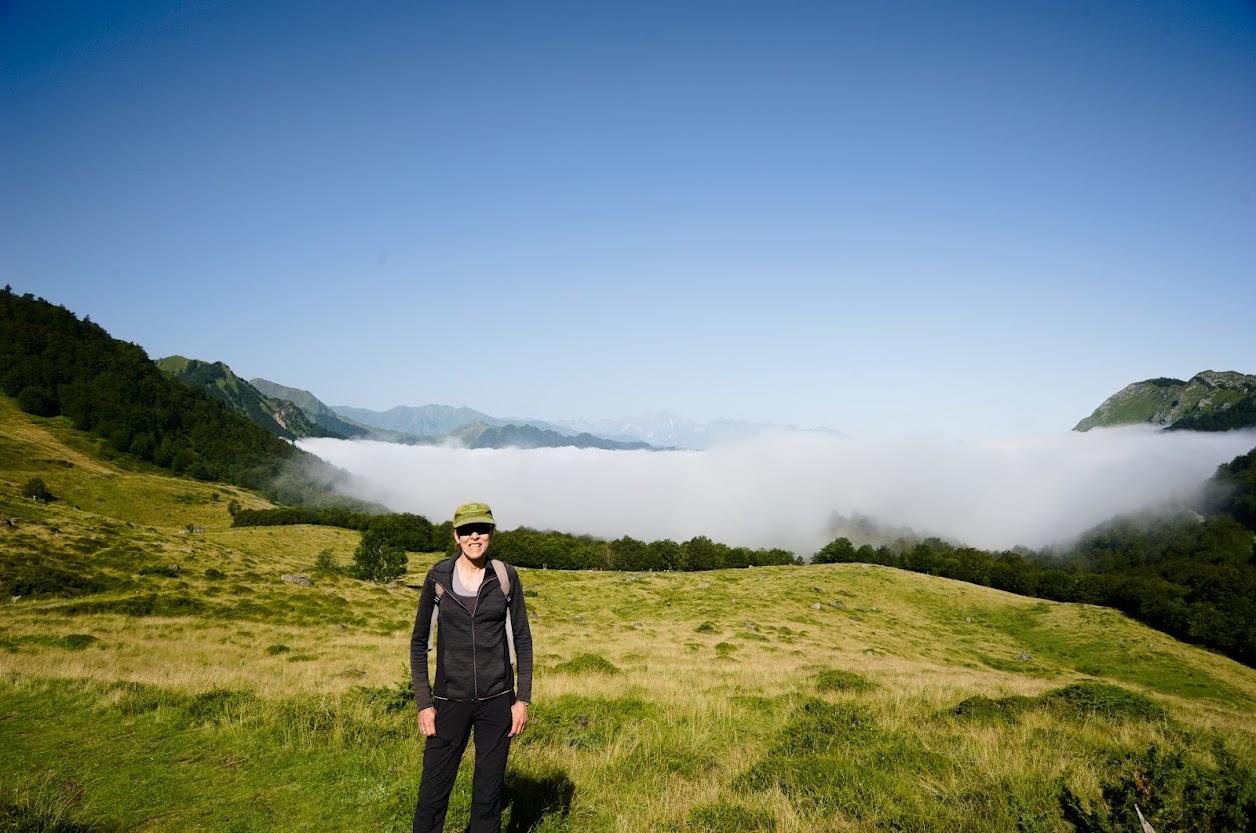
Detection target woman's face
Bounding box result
[454,523,493,559]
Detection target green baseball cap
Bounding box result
[452,501,495,528]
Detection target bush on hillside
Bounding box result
[352,530,407,583]
[21,478,56,503]
[1058,742,1256,832]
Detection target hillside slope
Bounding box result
[156,356,330,440]
[1,400,1254,833]
[1076,370,1256,431]
[0,289,345,503]
[249,377,371,439]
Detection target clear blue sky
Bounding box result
[3,0,1253,437]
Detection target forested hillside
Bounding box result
[0,288,350,505]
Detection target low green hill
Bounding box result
[2,397,1254,832]
[1075,370,1256,431]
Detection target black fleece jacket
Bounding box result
[410,557,533,710]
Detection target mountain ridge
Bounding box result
[1075,370,1256,431]
[155,356,330,441]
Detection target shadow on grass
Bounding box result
[503,770,575,833]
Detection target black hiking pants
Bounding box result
[413,694,513,833]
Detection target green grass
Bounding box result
[2,395,1256,832]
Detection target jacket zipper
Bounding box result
[469,567,497,699]
[436,567,498,701]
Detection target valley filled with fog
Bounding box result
[299,427,1256,554]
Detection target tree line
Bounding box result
[814,448,1256,666]
[233,506,800,572]
[233,506,451,552]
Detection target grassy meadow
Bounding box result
[2,395,1255,832]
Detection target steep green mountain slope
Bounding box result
[2,397,1254,833]
[249,377,370,439]
[156,356,329,441]
[1075,370,1256,431]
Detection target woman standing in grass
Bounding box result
[411,501,533,833]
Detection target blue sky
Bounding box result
[3,0,1254,437]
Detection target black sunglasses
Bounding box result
[456,523,494,537]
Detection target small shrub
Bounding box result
[137,564,181,578]
[554,653,619,675]
[21,478,56,503]
[179,689,256,726]
[949,682,1163,726]
[265,644,290,655]
[62,634,98,650]
[815,668,875,693]
[355,679,415,714]
[686,802,774,832]
[313,549,338,573]
[738,698,903,813]
[523,695,650,750]
[60,593,206,617]
[1043,681,1165,722]
[1,559,113,599]
[352,532,407,583]
[204,568,226,580]
[110,681,184,716]
[0,792,118,832]
[695,621,717,633]
[774,698,880,756]
[1059,742,1256,832]
[714,642,737,657]
[951,694,1033,723]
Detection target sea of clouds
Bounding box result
[298,427,1256,555]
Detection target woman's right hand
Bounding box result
[418,706,436,737]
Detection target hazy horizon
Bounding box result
[298,425,1256,554]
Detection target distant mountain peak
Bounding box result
[1075,370,1256,432]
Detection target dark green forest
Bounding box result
[0,287,349,504]
[233,506,451,551]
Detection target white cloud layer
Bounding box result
[298,427,1256,554]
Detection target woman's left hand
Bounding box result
[508,702,529,737]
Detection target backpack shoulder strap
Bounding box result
[491,560,511,601]
[491,561,517,668]
[427,579,444,654]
